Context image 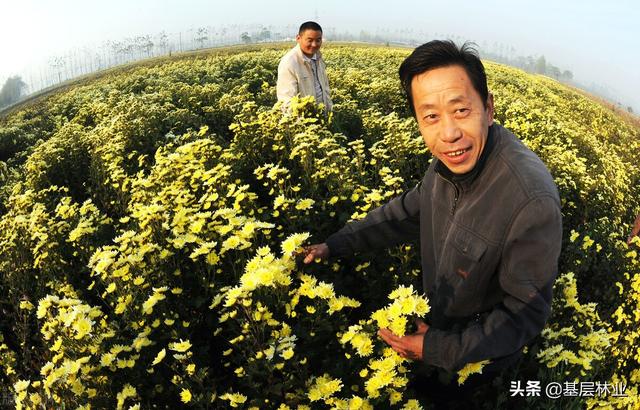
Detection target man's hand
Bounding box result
[301,243,330,264]
[378,319,429,360]
[628,213,640,245]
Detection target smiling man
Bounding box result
[303,40,562,404]
[276,21,332,111]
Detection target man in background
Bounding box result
[276,21,332,111]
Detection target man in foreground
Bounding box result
[303,40,562,403]
[276,21,332,111]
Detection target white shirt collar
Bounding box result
[301,52,318,63]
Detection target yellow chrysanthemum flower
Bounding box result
[169,339,192,353]
[281,232,310,256]
[151,349,166,366]
[220,392,248,407]
[308,375,343,402]
[281,348,294,360]
[180,388,192,403]
[457,360,491,385]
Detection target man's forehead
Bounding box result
[412,67,475,95]
[414,65,470,83]
[300,30,322,39]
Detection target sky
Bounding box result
[1,0,638,111]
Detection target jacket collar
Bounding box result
[434,124,497,190]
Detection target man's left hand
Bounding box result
[378,319,429,360]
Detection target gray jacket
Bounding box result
[326,124,562,372]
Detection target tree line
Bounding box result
[1,24,633,114]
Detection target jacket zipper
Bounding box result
[451,184,460,215]
[436,172,461,215]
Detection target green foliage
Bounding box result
[0,45,638,409]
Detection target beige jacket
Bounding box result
[277,44,332,111]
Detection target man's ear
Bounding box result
[486,93,495,126]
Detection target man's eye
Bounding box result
[424,114,438,121]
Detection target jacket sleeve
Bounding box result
[276,58,299,107]
[422,194,562,372]
[325,181,423,257]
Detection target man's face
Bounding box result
[411,65,494,175]
[296,29,322,57]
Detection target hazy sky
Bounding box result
[1,0,638,111]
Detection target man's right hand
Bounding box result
[302,243,330,264]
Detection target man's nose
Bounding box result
[441,115,462,142]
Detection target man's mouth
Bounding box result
[445,148,470,158]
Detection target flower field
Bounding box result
[0,44,639,409]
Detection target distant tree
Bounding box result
[115,39,130,60]
[535,56,547,74]
[0,76,28,108]
[94,52,104,71]
[123,38,136,57]
[241,32,251,44]
[195,27,208,49]
[138,35,154,56]
[562,70,573,81]
[547,64,561,79]
[258,28,271,42]
[130,37,142,57]
[514,56,527,70]
[49,56,67,83]
[157,31,169,53]
[359,30,371,41]
[628,106,634,114]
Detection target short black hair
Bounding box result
[399,40,489,115]
[298,21,323,35]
